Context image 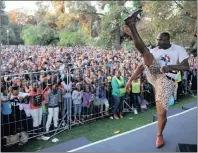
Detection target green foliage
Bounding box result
[58,28,89,47]
[122,39,136,53]
[141,1,197,47]
[4,1,197,49]
[97,2,125,49]
[21,22,58,45]
[1,25,15,45]
[97,1,142,50]
[9,24,24,45]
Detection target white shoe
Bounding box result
[62,121,66,127]
[134,109,138,115]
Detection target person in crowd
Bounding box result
[1,86,12,137]
[111,70,126,120]
[45,82,62,135]
[128,77,144,114]
[72,83,83,123]
[61,76,72,125]
[82,85,93,120]
[28,81,42,136]
[99,85,110,116]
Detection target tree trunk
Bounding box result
[115,20,121,51]
[89,16,93,39]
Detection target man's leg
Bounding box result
[125,10,153,66]
[155,102,167,148]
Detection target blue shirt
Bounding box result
[99,87,107,99]
[1,94,12,115]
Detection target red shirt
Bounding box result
[58,84,64,89]
[29,88,42,110]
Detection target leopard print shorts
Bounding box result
[153,75,175,111]
[144,58,176,111]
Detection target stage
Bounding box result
[68,107,197,152]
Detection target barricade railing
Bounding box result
[1,70,71,147]
[69,65,114,125]
[1,63,165,147]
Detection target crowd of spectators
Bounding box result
[1,45,197,146]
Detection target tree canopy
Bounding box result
[3,0,197,53]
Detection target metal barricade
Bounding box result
[1,61,156,148]
[69,65,112,125]
[1,70,71,147]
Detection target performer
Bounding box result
[124,10,190,148]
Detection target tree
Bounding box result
[58,26,89,47]
[9,24,24,45]
[139,1,197,47]
[51,1,71,30]
[8,9,36,25]
[65,1,103,38]
[21,22,58,45]
[97,1,140,50]
[1,0,11,44]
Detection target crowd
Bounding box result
[1,45,197,146]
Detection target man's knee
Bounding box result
[156,102,167,117]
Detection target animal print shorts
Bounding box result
[144,58,176,111]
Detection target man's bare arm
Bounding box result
[162,58,190,72]
[128,63,145,83]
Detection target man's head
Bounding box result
[156,32,171,49]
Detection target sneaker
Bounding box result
[119,113,124,119]
[134,109,138,115]
[114,114,119,120]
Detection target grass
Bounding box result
[2,95,197,152]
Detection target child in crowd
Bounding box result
[72,83,83,123]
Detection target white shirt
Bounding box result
[150,44,189,67]
[150,44,189,79]
[72,90,83,105]
[61,81,72,98]
[10,92,30,106]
